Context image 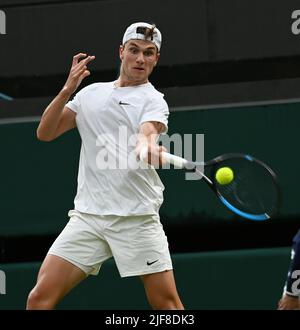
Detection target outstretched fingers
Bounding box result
[72,55,95,77]
[63,53,96,95]
[72,53,87,66]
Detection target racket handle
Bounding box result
[161,152,188,168]
[139,147,188,169]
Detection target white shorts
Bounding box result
[48,210,173,277]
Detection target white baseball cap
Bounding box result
[122,22,162,51]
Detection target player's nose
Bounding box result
[136,52,145,64]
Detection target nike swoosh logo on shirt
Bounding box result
[119,101,131,105]
[147,259,159,266]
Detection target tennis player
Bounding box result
[26,22,184,310]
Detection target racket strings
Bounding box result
[212,158,279,217]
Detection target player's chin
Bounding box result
[132,69,147,78]
[131,73,148,84]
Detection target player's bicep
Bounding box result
[53,106,77,139]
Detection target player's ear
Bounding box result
[154,52,160,66]
[119,45,124,61]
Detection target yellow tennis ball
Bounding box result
[215,167,234,185]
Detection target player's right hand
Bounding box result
[139,144,167,167]
[62,53,96,95]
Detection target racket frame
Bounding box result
[161,152,281,220]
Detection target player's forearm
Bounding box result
[136,122,159,157]
[37,89,72,141]
[136,133,158,156]
[136,122,166,166]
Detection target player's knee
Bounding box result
[26,288,44,309]
[26,287,55,310]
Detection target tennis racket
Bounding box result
[142,150,280,221]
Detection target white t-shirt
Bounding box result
[65,81,169,216]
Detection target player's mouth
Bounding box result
[133,67,145,71]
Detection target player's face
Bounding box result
[119,40,159,85]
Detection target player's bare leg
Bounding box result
[140,270,184,310]
[26,255,87,309]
